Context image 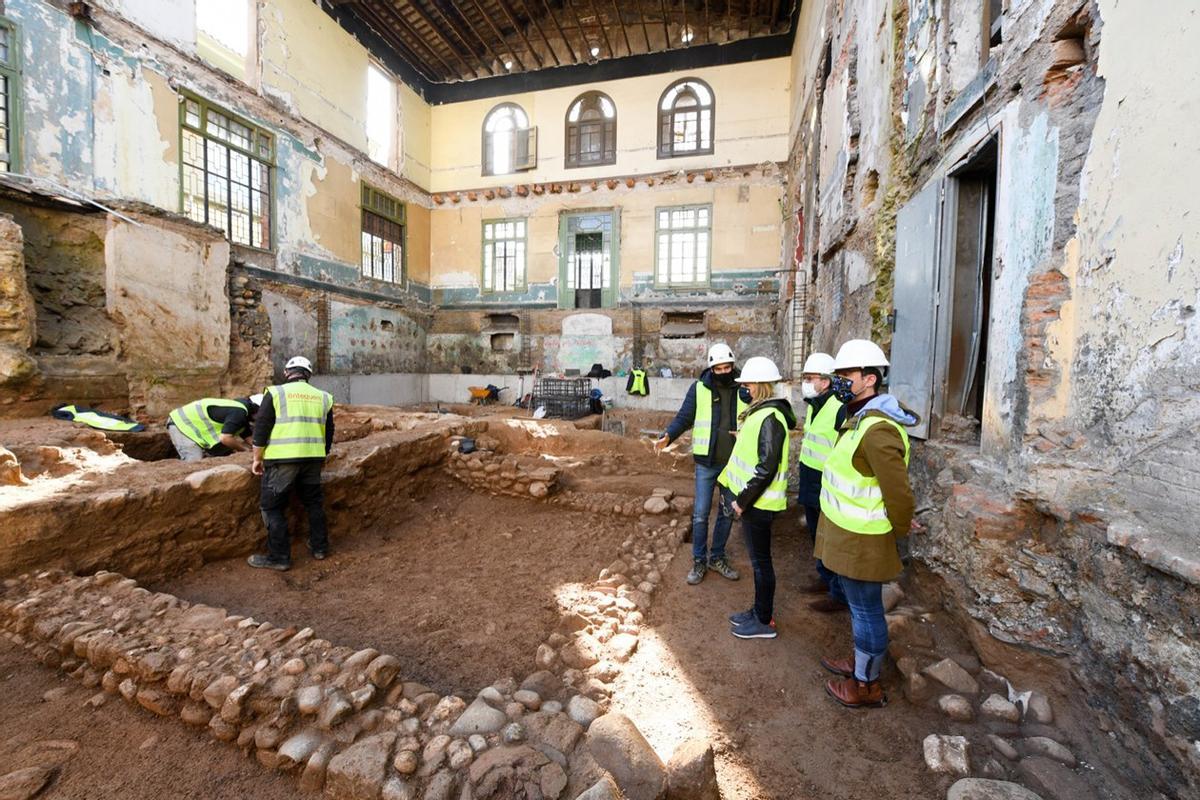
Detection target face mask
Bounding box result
[714,371,735,386]
[832,375,855,403]
[801,381,818,399]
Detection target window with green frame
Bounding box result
[361,184,405,284]
[180,95,273,249]
[655,204,712,286]
[0,17,20,173]
[482,219,526,293]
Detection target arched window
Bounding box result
[482,103,537,176]
[657,78,714,158]
[565,91,616,168]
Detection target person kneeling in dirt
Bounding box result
[720,357,796,640]
[655,343,752,585]
[247,356,335,571]
[816,339,918,708]
[166,394,263,462]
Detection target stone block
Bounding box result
[923,734,970,775]
[665,738,719,800]
[585,712,668,800]
[325,731,395,800]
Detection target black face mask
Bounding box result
[832,375,855,403]
[714,371,735,386]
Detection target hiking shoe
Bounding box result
[728,608,756,626]
[808,596,849,614]
[247,554,290,571]
[825,676,887,708]
[686,559,708,585]
[731,618,778,639]
[708,557,740,581]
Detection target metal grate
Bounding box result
[316,293,331,374]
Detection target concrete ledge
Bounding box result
[1106,516,1200,587]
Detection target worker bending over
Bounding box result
[167,394,263,461]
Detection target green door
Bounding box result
[558,210,619,309]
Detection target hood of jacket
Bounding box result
[699,365,742,389]
[855,393,920,427]
[747,396,798,429]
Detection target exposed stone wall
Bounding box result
[0,215,37,390]
[224,272,274,396]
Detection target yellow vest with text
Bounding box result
[629,369,648,396]
[799,396,843,470]
[692,382,748,457]
[717,406,790,511]
[819,415,911,534]
[262,382,334,461]
[169,398,248,450]
[55,405,142,432]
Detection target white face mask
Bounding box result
[801,381,819,399]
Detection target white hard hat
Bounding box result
[801,352,836,376]
[707,343,736,367]
[285,355,314,373]
[833,339,890,370]
[737,356,783,383]
[248,393,264,407]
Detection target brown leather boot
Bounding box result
[825,676,887,708]
[798,577,830,594]
[808,596,849,613]
[819,655,854,678]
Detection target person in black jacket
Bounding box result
[719,356,797,640]
[656,343,752,585]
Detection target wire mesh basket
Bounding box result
[532,377,593,419]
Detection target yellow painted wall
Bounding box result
[259,0,371,152]
[428,179,784,289]
[428,58,792,193]
[400,81,432,189]
[405,204,432,286]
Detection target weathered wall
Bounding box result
[0,215,36,389]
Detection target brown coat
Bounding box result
[813,409,915,583]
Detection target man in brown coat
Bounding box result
[813,339,918,708]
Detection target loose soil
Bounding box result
[153,474,629,695]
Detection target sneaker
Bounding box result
[686,559,707,585]
[731,617,778,639]
[247,554,290,571]
[310,549,328,560]
[808,596,849,614]
[708,557,740,581]
[728,608,756,626]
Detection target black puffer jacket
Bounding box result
[734,397,798,511]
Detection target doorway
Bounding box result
[573,232,604,308]
[558,210,619,309]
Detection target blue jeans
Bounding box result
[829,573,888,682]
[691,462,733,561]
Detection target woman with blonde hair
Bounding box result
[719,356,797,639]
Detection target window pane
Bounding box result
[196,0,249,56]
[366,63,395,166]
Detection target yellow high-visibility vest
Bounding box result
[693,382,748,457]
[262,382,334,461]
[819,416,910,534]
[54,405,142,432]
[168,398,249,450]
[799,396,843,470]
[717,405,790,511]
[629,369,648,395]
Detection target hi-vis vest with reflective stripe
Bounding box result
[799,396,843,470]
[820,415,911,534]
[169,398,248,450]
[262,382,334,461]
[717,406,790,511]
[628,369,648,396]
[55,405,142,432]
[692,382,748,457]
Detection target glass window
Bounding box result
[196,0,250,57]
[181,95,273,249]
[565,91,616,168]
[361,184,405,284]
[366,63,396,167]
[657,78,714,158]
[0,18,19,173]
[482,218,527,292]
[482,104,536,176]
[655,204,712,286]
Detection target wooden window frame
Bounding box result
[481,217,528,294]
[178,92,275,251]
[360,184,406,285]
[657,78,715,159]
[0,16,21,174]
[482,103,537,176]
[565,91,617,169]
[654,203,713,289]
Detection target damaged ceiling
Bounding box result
[323,0,797,84]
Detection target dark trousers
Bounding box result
[260,461,328,562]
[803,504,838,588]
[725,488,777,624]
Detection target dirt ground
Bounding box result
[153,473,630,695]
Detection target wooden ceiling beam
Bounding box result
[357,2,446,81]
[587,0,615,57]
[658,0,670,50]
[611,0,632,57]
[636,0,652,52]
[469,0,529,71]
[567,0,593,60]
[517,0,562,67]
[425,1,497,77]
[444,1,511,75]
[404,0,478,79]
[495,0,545,68]
[540,0,579,63]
